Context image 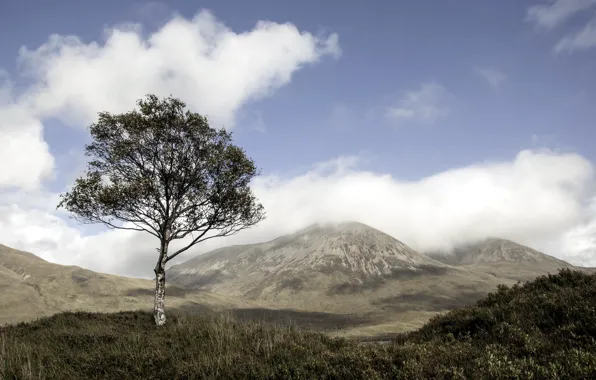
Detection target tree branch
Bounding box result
[71,215,160,239]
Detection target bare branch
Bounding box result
[166,221,253,263]
[69,214,160,239]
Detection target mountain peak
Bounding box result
[168,222,446,298]
[293,221,381,235]
[429,237,573,267]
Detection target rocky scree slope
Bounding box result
[167,222,449,299]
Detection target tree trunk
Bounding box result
[154,233,170,326]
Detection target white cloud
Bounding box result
[0,102,55,190]
[386,82,450,124]
[0,10,340,191]
[16,11,340,128]
[526,0,596,29]
[553,16,596,52]
[0,204,83,263]
[2,149,596,278]
[558,214,596,265]
[0,73,54,190]
[475,67,507,90]
[526,0,596,53]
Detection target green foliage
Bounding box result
[3,268,596,379]
[57,94,265,261]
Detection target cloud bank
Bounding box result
[1,150,595,279]
[0,10,340,190]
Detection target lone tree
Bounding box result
[58,95,265,326]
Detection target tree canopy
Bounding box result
[58,94,265,325]
[59,94,265,263]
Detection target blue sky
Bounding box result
[0,0,595,278]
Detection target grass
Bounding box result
[2,268,596,379]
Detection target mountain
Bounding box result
[0,243,251,326]
[167,223,583,338]
[428,238,573,268]
[426,237,579,286]
[428,237,573,267]
[168,222,449,300]
[1,225,582,339]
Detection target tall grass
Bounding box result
[2,268,596,379]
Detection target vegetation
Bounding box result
[2,268,596,379]
[57,95,265,326]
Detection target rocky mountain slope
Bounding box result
[167,222,579,337]
[426,237,578,284]
[168,222,449,299]
[428,238,573,267]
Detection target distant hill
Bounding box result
[0,244,251,326]
[425,237,580,285]
[427,237,573,267]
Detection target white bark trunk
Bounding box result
[154,230,170,326]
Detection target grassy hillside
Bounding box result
[2,268,596,379]
[0,244,260,327]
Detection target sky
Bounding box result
[0,0,595,279]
